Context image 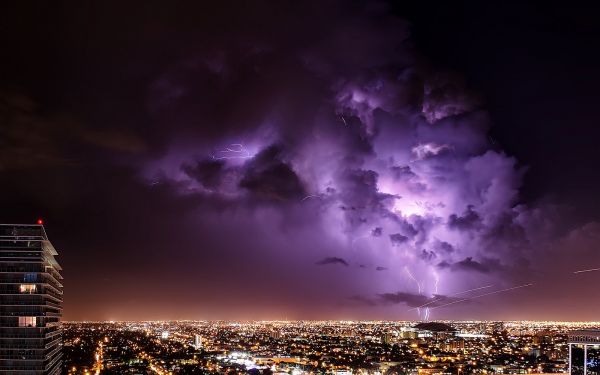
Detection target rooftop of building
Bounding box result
[568,329,600,344]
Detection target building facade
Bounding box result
[0,224,63,374]
[568,330,600,375]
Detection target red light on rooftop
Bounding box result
[37,219,44,225]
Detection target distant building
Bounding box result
[382,332,395,344]
[270,330,281,340]
[400,327,419,339]
[442,339,465,352]
[0,223,63,374]
[194,334,203,349]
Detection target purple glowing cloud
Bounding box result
[138,1,562,320]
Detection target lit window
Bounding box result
[19,284,36,293]
[18,316,36,327]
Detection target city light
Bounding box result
[60,320,598,374]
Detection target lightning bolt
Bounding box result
[302,194,320,201]
[404,266,422,295]
[211,143,252,160]
[422,271,441,321]
[404,266,425,319]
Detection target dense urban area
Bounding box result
[62,321,599,375]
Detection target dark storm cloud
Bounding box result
[389,233,409,246]
[377,291,466,309]
[239,145,306,201]
[181,160,225,190]
[448,205,481,230]
[391,165,416,180]
[0,92,145,171]
[378,292,430,307]
[434,240,454,253]
[338,169,391,209]
[315,257,349,267]
[419,249,437,261]
[438,257,501,274]
[422,72,481,124]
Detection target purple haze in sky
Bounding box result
[4,1,600,320]
[137,3,564,320]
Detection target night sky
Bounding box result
[2,1,600,321]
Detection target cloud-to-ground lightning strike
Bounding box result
[404,266,426,319]
[430,283,534,311]
[419,271,440,321]
[433,272,440,295]
[573,267,600,274]
[409,262,600,315]
[404,266,423,295]
[408,284,496,312]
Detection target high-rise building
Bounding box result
[194,334,203,349]
[0,223,63,374]
[568,330,600,375]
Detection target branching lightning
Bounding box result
[211,143,252,160]
[404,266,427,319]
[302,194,324,202]
[404,266,423,295]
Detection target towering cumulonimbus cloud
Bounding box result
[142,1,552,318]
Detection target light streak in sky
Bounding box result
[573,267,600,274]
[211,143,252,160]
[430,283,534,311]
[408,284,496,312]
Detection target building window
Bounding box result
[18,316,37,327]
[19,284,36,293]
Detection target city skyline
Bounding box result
[59,320,593,374]
[2,1,600,322]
